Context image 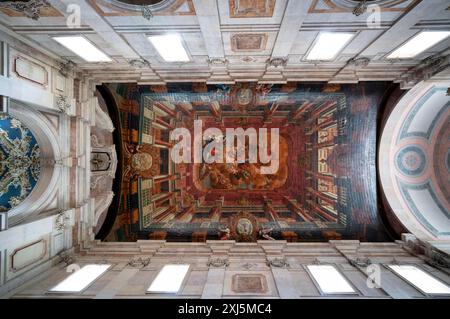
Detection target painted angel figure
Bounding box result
[259,227,275,240]
[218,225,231,240]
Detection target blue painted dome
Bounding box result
[0,114,40,211]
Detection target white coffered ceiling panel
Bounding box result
[0,0,448,85]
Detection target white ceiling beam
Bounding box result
[47,0,139,59]
[271,0,312,58]
[192,0,224,58]
[359,0,450,57]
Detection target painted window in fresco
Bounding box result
[159,149,169,175]
[0,115,40,211]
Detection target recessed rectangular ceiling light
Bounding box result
[307,265,355,294]
[53,36,112,62]
[387,31,450,59]
[147,264,190,293]
[50,264,110,293]
[306,32,355,61]
[388,265,450,295]
[148,34,190,62]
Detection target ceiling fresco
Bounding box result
[100,81,393,242]
[0,115,40,212]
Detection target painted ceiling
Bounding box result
[102,81,393,242]
[0,115,40,211]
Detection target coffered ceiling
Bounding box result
[0,0,449,86]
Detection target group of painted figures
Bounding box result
[218,225,275,241]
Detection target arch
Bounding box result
[105,0,177,12]
[379,80,450,241]
[6,100,62,226]
[94,85,124,240]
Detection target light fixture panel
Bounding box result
[387,31,450,59]
[148,34,190,62]
[307,265,356,294]
[50,264,111,293]
[147,264,190,293]
[306,32,355,61]
[388,265,450,295]
[53,36,112,62]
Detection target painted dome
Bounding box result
[0,115,40,211]
[379,82,450,240]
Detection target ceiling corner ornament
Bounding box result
[208,57,228,66]
[55,210,70,231]
[0,0,50,20]
[268,57,288,68]
[403,236,450,269]
[397,53,450,89]
[141,5,153,20]
[352,0,367,16]
[242,262,256,270]
[127,256,151,268]
[128,58,151,68]
[349,257,371,267]
[266,257,289,268]
[56,94,71,114]
[58,251,75,266]
[348,57,370,67]
[390,257,400,265]
[207,257,229,268]
[59,60,76,77]
[242,56,256,63]
[429,249,450,269]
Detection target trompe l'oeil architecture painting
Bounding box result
[99,82,392,242]
[0,0,449,302]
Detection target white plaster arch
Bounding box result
[7,100,62,226]
[379,79,450,241]
[93,191,115,228]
